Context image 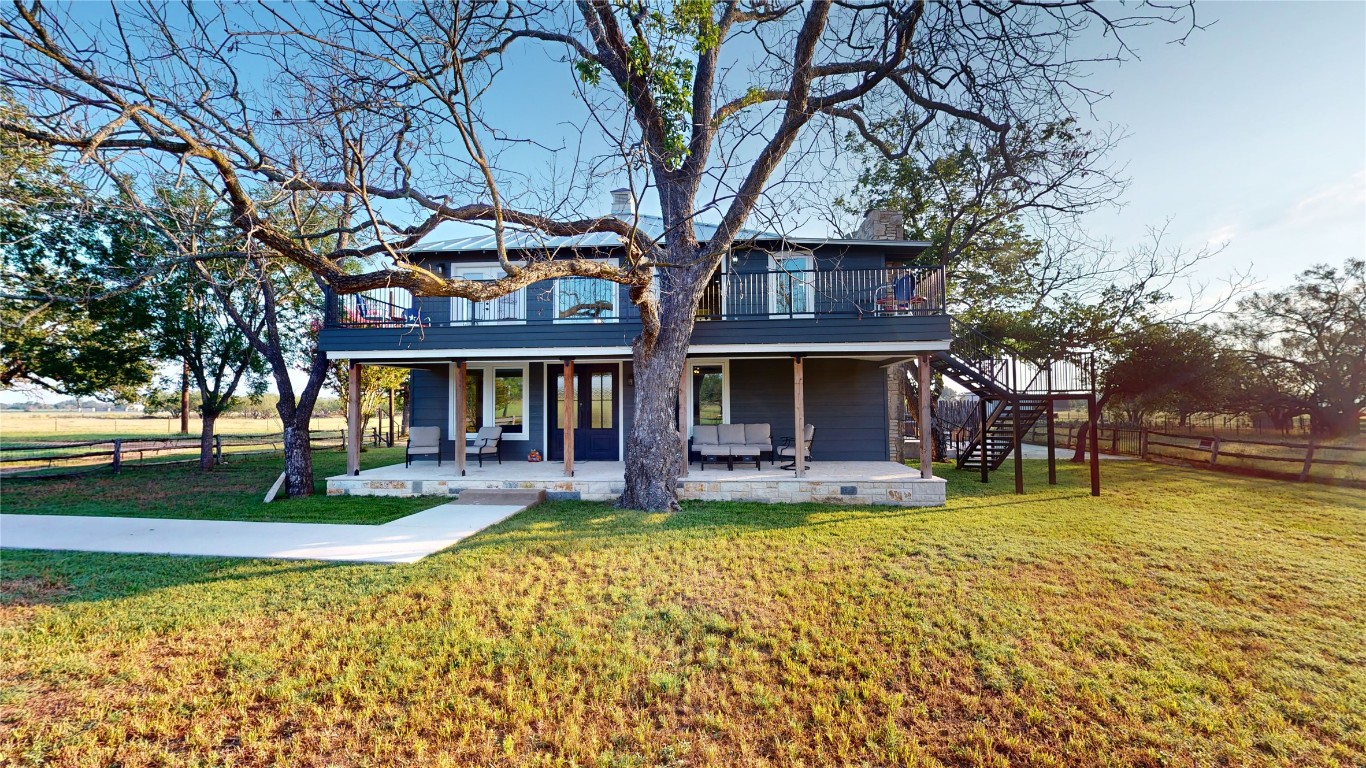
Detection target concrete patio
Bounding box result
[328,460,946,506]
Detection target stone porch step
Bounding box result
[453,488,547,506]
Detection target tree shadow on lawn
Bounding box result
[0,550,376,609]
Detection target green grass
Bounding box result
[0,446,431,524]
[2,461,1363,766]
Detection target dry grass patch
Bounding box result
[1,461,1363,766]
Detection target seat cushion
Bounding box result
[744,423,770,446]
[725,445,761,457]
[408,426,441,447]
[718,424,746,445]
[693,425,719,446]
[407,445,440,455]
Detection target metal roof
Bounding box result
[408,214,929,254]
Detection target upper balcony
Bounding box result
[318,264,950,356]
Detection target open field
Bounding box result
[2,461,1364,766]
[0,412,349,444]
[0,446,430,524]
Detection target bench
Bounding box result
[690,423,773,470]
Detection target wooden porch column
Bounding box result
[918,354,933,479]
[679,359,690,478]
[978,396,989,483]
[1087,394,1101,496]
[562,358,575,477]
[1013,397,1025,495]
[1045,398,1058,485]
[793,355,806,478]
[346,361,361,476]
[387,387,395,447]
[453,361,467,477]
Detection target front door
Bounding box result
[547,364,619,461]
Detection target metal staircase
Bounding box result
[928,319,1098,492]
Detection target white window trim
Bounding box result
[553,258,620,323]
[683,358,731,434]
[447,263,527,325]
[448,362,530,441]
[767,252,815,319]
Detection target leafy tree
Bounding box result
[1225,260,1364,438]
[142,186,267,468]
[1102,324,1236,425]
[0,97,156,398]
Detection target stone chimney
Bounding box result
[610,188,635,216]
[855,208,905,240]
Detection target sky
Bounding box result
[1072,1,1366,290]
[4,1,1364,405]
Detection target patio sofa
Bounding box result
[690,423,773,470]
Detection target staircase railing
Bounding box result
[946,318,1095,395]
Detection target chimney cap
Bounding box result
[610,188,635,216]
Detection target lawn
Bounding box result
[0,446,431,524]
[2,461,1363,766]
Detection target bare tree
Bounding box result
[0,0,1198,509]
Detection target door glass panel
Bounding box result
[772,256,812,314]
[692,365,723,425]
[554,374,576,429]
[493,369,524,433]
[589,372,613,429]
[465,369,484,435]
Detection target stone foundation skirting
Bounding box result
[327,475,947,506]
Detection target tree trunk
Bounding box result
[200,412,217,470]
[274,349,328,498]
[282,420,314,496]
[619,318,692,511]
[179,359,190,434]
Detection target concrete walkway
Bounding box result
[0,501,529,564]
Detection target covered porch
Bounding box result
[327,459,946,506]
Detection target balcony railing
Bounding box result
[323,265,946,328]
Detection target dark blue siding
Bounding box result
[728,358,888,462]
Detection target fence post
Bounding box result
[1209,435,1221,466]
[1140,427,1149,460]
[1111,428,1119,455]
[1299,442,1315,482]
[112,439,122,473]
[214,435,223,465]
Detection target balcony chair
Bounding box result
[406,426,442,468]
[778,424,816,470]
[468,426,503,467]
[873,273,926,315]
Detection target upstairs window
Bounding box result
[555,275,618,321]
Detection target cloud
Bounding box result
[1281,169,1366,229]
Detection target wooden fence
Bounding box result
[1025,422,1365,489]
[0,430,348,479]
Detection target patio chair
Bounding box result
[406,426,442,468]
[778,424,815,470]
[873,273,925,315]
[467,425,503,467]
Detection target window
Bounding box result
[555,276,617,321]
[465,369,484,434]
[492,369,524,433]
[449,267,526,324]
[451,364,527,439]
[769,253,814,317]
[692,365,724,425]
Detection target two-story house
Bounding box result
[318,196,964,506]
